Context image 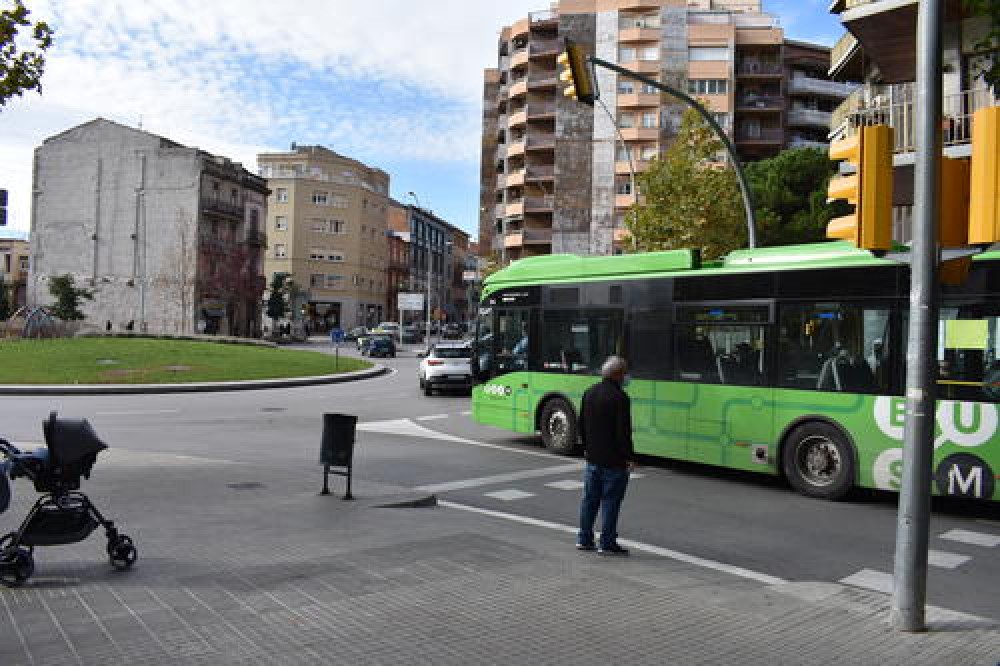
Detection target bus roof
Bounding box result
[482,241,892,298]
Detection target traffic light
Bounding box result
[969,106,1000,245]
[939,156,970,248]
[827,125,894,251]
[557,38,597,105]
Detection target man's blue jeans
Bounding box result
[577,463,629,549]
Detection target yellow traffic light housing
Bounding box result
[939,156,970,248]
[557,38,597,105]
[826,124,894,251]
[969,106,1000,245]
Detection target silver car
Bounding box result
[418,343,473,396]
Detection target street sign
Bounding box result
[330,328,345,344]
[398,293,424,311]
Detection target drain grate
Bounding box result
[226,482,266,490]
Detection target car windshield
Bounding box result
[434,347,471,359]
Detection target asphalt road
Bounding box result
[2,343,998,620]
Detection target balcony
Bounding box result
[201,197,245,220]
[509,79,528,98]
[619,27,661,43]
[735,62,782,78]
[528,74,558,89]
[522,228,553,244]
[530,39,561,57]
[616,160,652,175]
[735,127,784,144]
[619,60,660,75]
[526,134,555,151]
[842,86,997,153]
[736,95,783,111]
[506,170,526,188]
[524,196,554,212]
[787,108,833,128]
[507,138,526,157]
[617,93,660,108]
[504,230,524,248]
[508,110,528,128]
[526,165,555,181]
[511,49,530,70]
[615,193,638,208]
[619,127,659,141]
[788,76,857,99]
[829,31,861,81]
[788,137,829,150]
[505,200,525,218]
[526,102,556,118]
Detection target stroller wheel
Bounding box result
[0,547,34,587]
[108,535,137,571]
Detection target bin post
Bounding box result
[319,413,357,500]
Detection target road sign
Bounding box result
[330,328,345,344]
[398,293,424,311]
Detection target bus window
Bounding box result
[541,309,623,375]
[473,307,494,380]
[631,310,672,380]
[673,305,767,386]
[494,309,531,374]
[936,305,1000,403]
[778,303,889,394]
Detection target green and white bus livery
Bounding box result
[470,241,1000,501]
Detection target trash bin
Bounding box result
[320,413,357,499]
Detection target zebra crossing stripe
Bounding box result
[939,529,1000,548]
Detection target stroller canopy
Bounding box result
[43,412,107,466]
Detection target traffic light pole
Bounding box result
[890,0,942,633]
[588,57,758,249]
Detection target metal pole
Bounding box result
[426,250,432,345]
[890,0,942,633]
[590,57,757,248]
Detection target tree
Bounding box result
[965,0,999,95]
[265,273,290,332]
[745,147,850,247]
[47,274,93,321]
[626,108,745,259]
[1,1,54,109]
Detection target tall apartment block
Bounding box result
[31,119,268,336]
[827,0,997,242]
[480,0,854,261]
[258,145,391,332]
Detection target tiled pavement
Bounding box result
[1,449,999,665]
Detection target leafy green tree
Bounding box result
[265,273,290,332]
[1,1,54,109]
[745,147,849,247]
[47,274,93,321]
[964,0,999,94]
[626,108,745,259]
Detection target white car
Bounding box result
[418,343,473,396]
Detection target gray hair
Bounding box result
[600,356,627,380]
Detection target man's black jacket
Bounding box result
[578,378,633,468]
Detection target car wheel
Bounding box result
[540,398,579,455]
[782,422,855,500]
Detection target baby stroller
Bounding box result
[0,411,137,586]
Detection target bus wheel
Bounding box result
[782,422,854,500]
[540,398,579,455]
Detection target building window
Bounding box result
[619,47,637,62]
[618,80,634,95]
[689,47,730,62]
[275,216,288,231]
[639,46,659,61]
[331,194,349,209]
[325,274,344,289]
[687,79,728,95]
[641,112,657,128]
[331,219,346,234]
[275,188,288,203]
[312,191,329,205]
[310,273,325,288]
[618,114,636,128]
[274,244,287,258]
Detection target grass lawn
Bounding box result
[0,338,371,384]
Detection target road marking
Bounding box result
[439,500,786,585]
[461,410,472,416]
[629,472,645,480]
[416,414,448,421]
[839,568,994,626]
[484,489,535,501]
[939,529,1000,548]
[96,409,180,416]
[358,418,568,460]
[927,550,971,569]
[415,463,583,493]
[545,479,584,490]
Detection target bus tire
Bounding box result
[540,398,579,455]
[782,422,855,501]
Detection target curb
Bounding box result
[0,364,390,395]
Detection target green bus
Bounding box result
[470,241,1000,501]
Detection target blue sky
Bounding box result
[0,1,843,240]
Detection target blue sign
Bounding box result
[330,328,345,344]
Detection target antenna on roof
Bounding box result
[138,115,143,130]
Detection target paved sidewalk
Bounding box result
[1,448,998,665]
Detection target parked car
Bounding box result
[377,322,401,339]
[442,323,463,340]
[418,342,473,395]
[344,326,367,342]
[365,335,396,358]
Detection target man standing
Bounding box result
[577,356,635,556]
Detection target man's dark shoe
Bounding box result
[598,543,629,556]
[576,542,596,552]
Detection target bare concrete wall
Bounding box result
[31,120,200,335]
[589,9,619,257]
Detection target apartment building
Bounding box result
[828,0,998,242]
[30,119,267,336]
[0,235,29,311]
[258,145,390,332]
[389,199,470,325]
[480,0,852,260]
